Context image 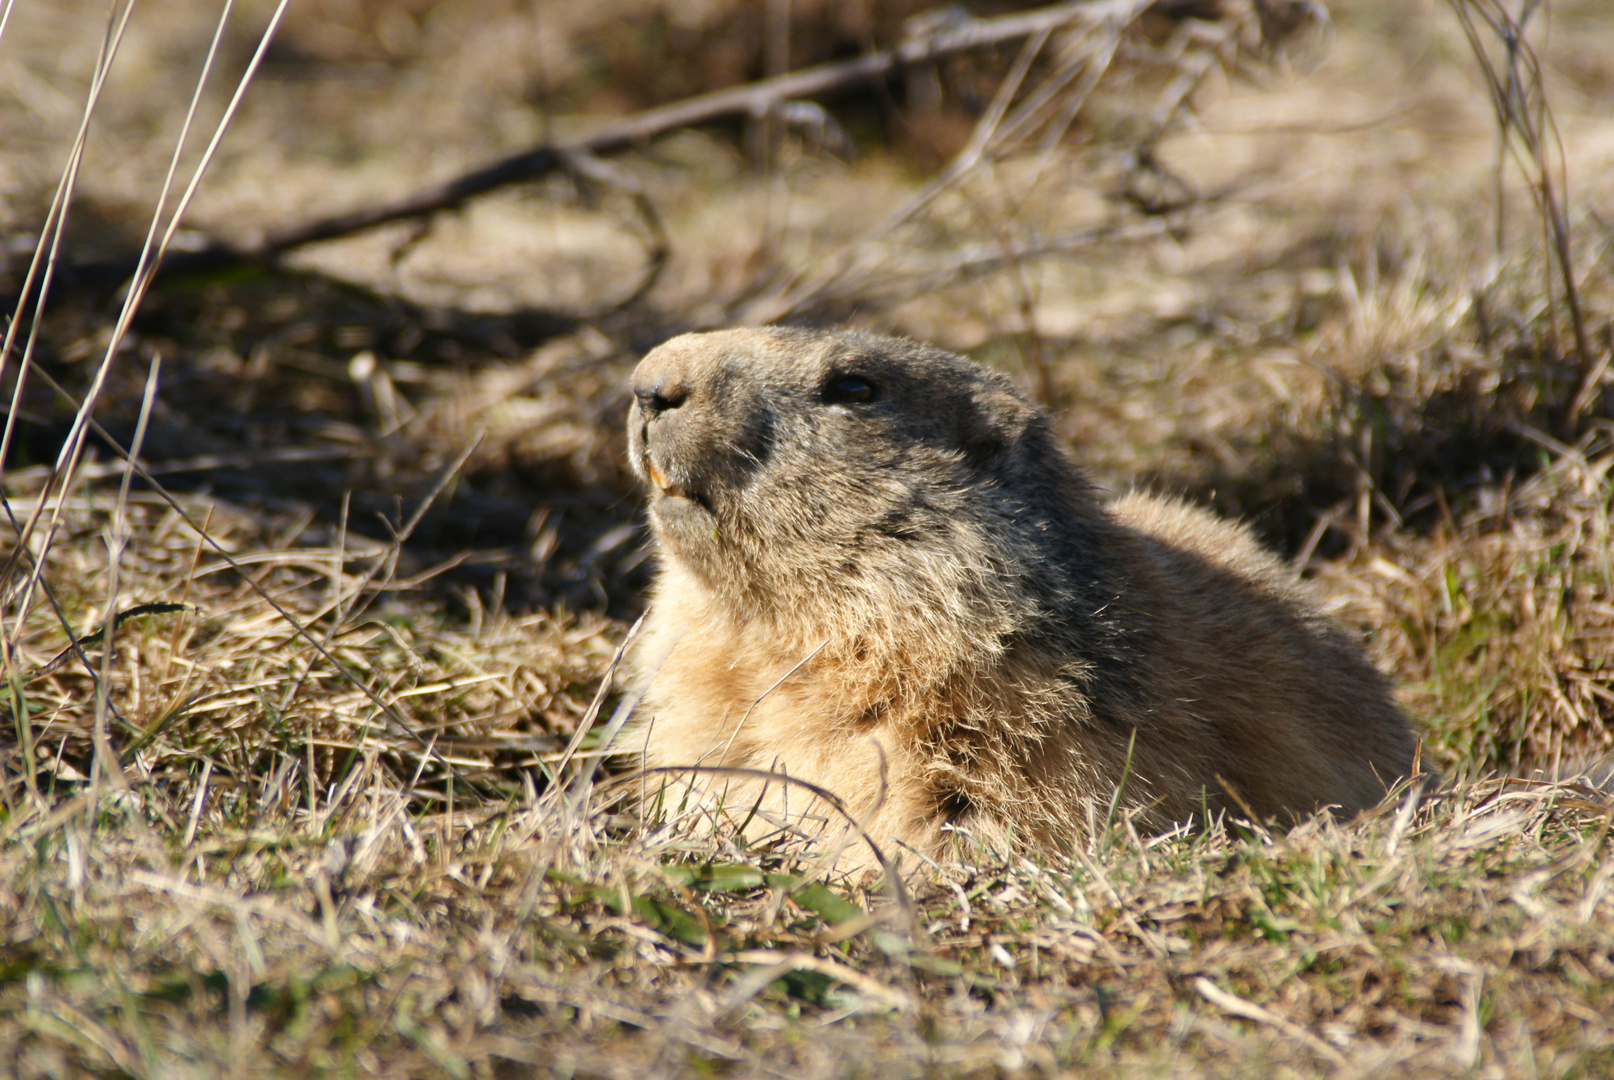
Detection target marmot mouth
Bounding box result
[646,456,713,514]
[646,458,684,498]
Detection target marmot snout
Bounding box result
[625,327,1419,870]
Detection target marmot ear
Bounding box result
[961,385,1037,463]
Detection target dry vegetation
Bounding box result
[1,0,1612,1076]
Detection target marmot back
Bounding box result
[623,327,1419,870]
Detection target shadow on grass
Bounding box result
[1147,345,1600,562]
[2,254,668,617]
[6,243,1606,620]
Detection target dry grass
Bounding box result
[1318,431,1614,778]
[4,673,1613,1076]
[2,0,1614,1076]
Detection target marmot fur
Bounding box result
[624,327,1419,869]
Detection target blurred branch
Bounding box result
[62,0,1182,292]
[557,148,671,313]
[732,1,1293,324]
[821,218,1177,306]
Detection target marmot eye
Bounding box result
[823,374,876,404]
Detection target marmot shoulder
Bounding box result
[622,326,1419,870]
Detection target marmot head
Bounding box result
[628,327,1090,630]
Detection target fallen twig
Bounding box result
[61,0,1182,290]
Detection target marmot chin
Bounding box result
[624,327,1419,869]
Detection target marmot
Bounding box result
[623,327,1419,870]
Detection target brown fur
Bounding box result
[623,327,1419,870]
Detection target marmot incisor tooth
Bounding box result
[624,327,1419,868]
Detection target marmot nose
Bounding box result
[635,378,688,420]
